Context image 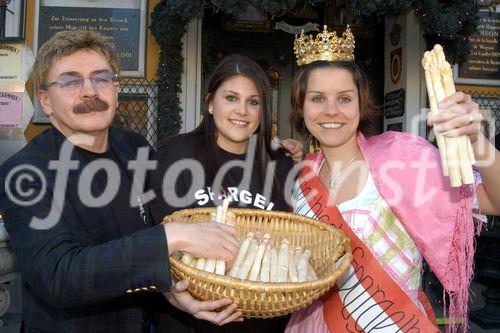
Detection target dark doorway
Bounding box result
[201,2,385,141]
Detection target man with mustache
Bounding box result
[0,30,243,332]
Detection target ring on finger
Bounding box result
[468,114,474,125]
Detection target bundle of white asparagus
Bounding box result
[179,201,318,282]
[180,200,234,275]
[421,44,475,187]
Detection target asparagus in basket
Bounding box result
[259,243,272,282]
[180,200,318,282]
[179,199,232,274]
[229,231,254,277]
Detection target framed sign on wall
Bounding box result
[384,88,405,119]
[454,10,500,86]
[32,0,148,123]
[0,0,26,41]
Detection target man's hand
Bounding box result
[280,138,304,163]
[164,221,239,266]
[165,279,243,326]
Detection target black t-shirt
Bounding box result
[150,133,294,333]
[76,146,149,237]
[150,133,294,222]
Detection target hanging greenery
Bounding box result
[151,0,479,139]
[346,0,413,17]
[413,0,479,64]
[150,1,204,137]
[150,0,299,139]
[347,0,479,64]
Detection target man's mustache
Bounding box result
[73,98,109,114]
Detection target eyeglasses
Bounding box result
[43,71,118,92]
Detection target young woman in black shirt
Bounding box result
[152,54,295,333]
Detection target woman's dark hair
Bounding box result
[191,54,274,188]
[290,61,378,137]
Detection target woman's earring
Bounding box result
[208,107,213,114]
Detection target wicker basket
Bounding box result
[162,208,352,318]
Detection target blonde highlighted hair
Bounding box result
[33,30,120,92]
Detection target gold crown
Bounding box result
[294,25,355,66]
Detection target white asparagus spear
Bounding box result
[307,263,318,281]
[428,52,462,187]
[441,126,461,184]
[217,205,224,220]
[270,248,279,282]
[294,246,302,269]
[181,252,194,266]
[237,237,259,280]
[204,258,216,273]
[196,258,206,270]
[207,206,222,274]
[422,51,449,176]
[449,124,474,184]
[214,258,226,275]
[297,249,311,282]
[220,198,230,224]
[189,258,198,268]
[229,232,254,277]
[433,44,446,65]
[436,46,474,185]
[278,239,290,282]
[219,211,236,275]
[288,249,299,282]
[225,211,236,226]
[467,139,476,165]
[214,204,228,275]
[249,234,270,281]
[434,47,471,167]
[214,261,226,275]
[260,243,271,282]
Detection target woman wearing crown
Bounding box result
[286,26,500,333]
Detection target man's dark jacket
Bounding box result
[0,127,171,332]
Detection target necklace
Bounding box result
[324,151,360,190]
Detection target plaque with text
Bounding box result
[384,89,405,119]
[456,11,500,85]
[34,0,146,77]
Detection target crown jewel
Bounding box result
[294,25,355,66]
